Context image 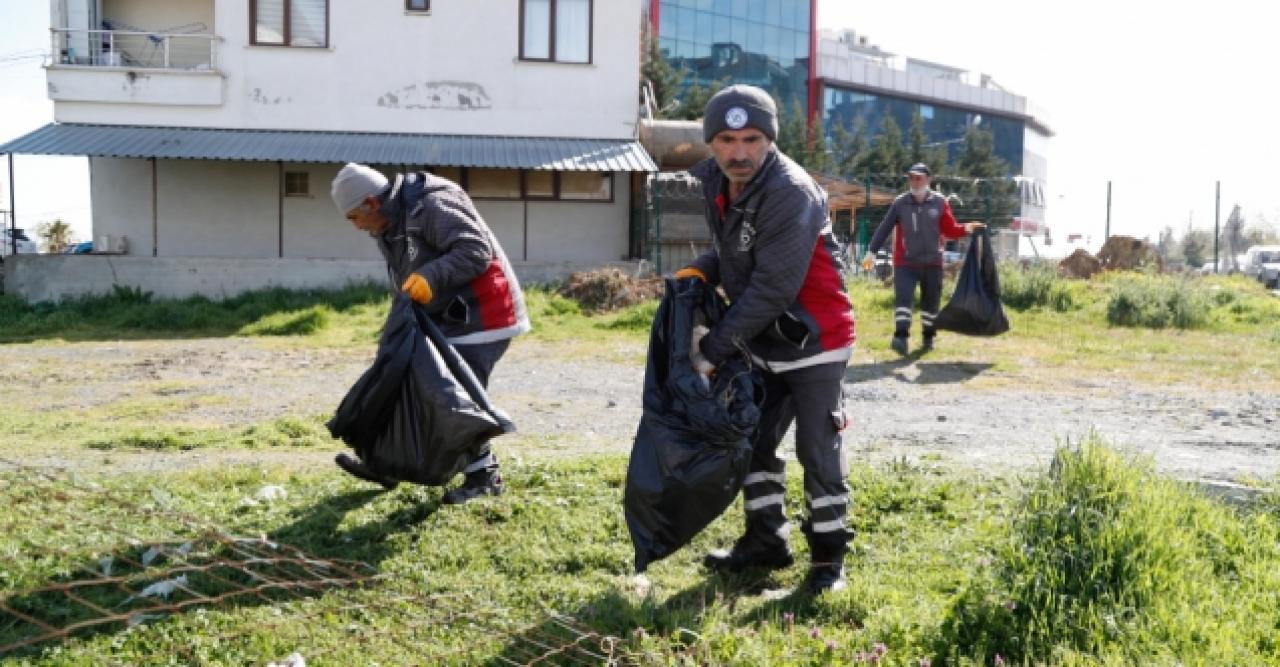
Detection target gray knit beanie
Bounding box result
[702,84,779,143]
[331,163,389,214]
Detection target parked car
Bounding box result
[1243,245,1280,289]
[64,241,94,254]
[0,228,38,256]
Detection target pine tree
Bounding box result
[858,115,907,180]
[640,35,685,119]
[953,125,1015,225]
[1182,224,1211,268]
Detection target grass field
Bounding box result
[2,269,1279,664]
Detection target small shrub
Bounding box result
[942,438,1278,663]
[1104,274,1210,329]
[998,263,1078,312]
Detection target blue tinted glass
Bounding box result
[780,0,801,29]
[730,18,747,46]
[699,10,719,44]
[695,0,713,10]
[659,4,675,38]
[795,0,810,31]
[764,0,782,27]
[713,0,733,16]
[677,7,696,42]
[763,25,780,60]
[746,0,766,21]
[795,29,808,60]
[658,36,675,59]
[713,14,732,44]
[746,20,764,54]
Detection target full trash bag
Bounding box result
[327,294,515,486]
[934,228,1010,336]
[625,278,763,572]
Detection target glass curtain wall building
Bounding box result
[646,0,817,121]
[822,87,1026,173]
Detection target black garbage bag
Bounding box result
[624,278,762,572]
[327,294,515,486]
[934,228,1010,336]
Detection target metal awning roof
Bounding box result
[0,123,657,171]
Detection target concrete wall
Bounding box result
[6,255,645,303]
[90,157,153,254]
[155,159,277,257]
[91,160,632,264]
[281,162,381,260]
[52,0,643,141]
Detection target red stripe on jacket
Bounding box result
[471,259,517,330]
[798,236,856,350]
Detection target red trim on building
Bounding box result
[649,0,661,37]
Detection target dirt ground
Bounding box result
[5,336,1278,491]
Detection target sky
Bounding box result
[2,0,1278,250]
[818,0,1280,250]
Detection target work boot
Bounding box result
[334,453,399,491]
[804,542,849,594]
[443,468,504,505]
[921,335,935,352]
[890,335,909,356]
[703,532,795,573]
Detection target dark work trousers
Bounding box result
[893,265,944,341]
[740,360,853,555]
[454,338,510,474]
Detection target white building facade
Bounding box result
[3,0,655,301]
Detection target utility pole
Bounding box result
[1104,180,1112,241]
[1214,181,1221,274]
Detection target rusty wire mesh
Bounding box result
[0,457,634,664]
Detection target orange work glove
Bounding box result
[400,273,433,304]
[674,266,706,282]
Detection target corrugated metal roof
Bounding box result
[0,123,658,172]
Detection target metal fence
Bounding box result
[51,28,219,71]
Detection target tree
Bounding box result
[641,34,684,119]
[951,126,1016,225]
[36,219,74,254]
[1244,212,1279,247]
[857,115,907,180]
[830,119,870,180]
[1218,204,1246,271]
[776,100,833,174]
[1182,225,1211,268]
[906,112,949,172]
[1156,225,1178,261]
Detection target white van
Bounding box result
[1243,245,1280,288]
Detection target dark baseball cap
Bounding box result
[907,163,931,176]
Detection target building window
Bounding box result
[520,0,592,63]
[451,168,614,202]
[252,0,328,47]
[467,169,523,199]
[560,172,612,201]
[284,171,310,196]
[406,0,429,11]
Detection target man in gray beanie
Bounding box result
[674,85,857,593]
[330,163,530,504]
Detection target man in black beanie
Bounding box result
[674,85,857,593]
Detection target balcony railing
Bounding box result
[51,28,220,71]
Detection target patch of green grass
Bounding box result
[238,415,334,448]
[5,443,1279,664]
[0,283,389,343]
[942,436,1280,664]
